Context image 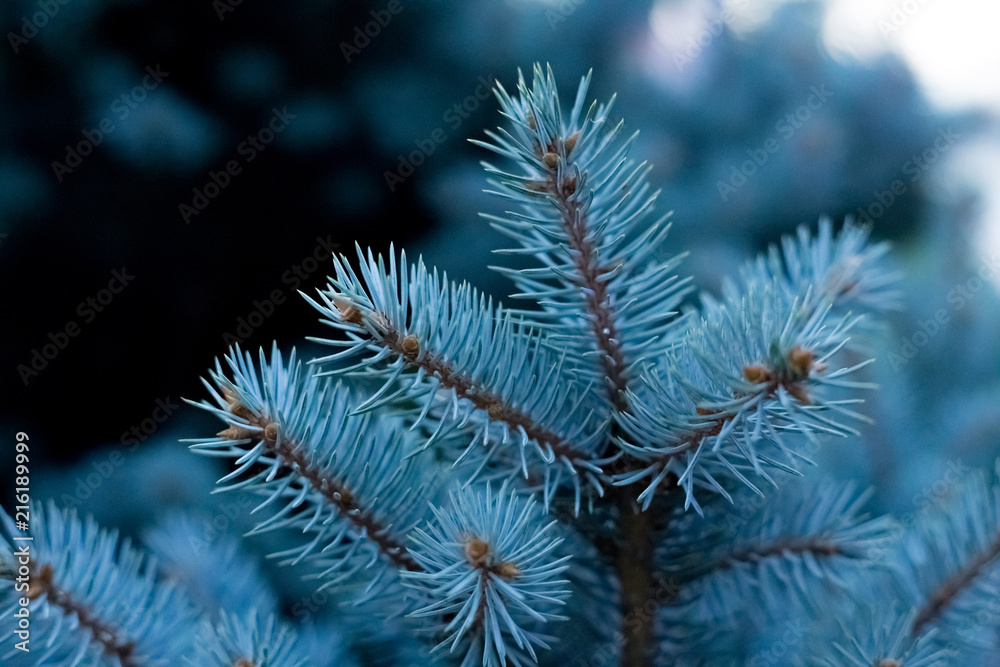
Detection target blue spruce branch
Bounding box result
[402,484,570,666]
[888,460,1000,661]
[474,66,690,417]
[188,609,310,667]
[300,246,607,508]
[183,344,429,581]
[0,502,196,665]
[3,63,965,667]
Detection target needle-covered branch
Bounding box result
[0,502,196,665]
[475,64,690,416]
[184,344,433,596]
[658,479,894,664]
[402,484,571,667]
[303,246,608,507]
[615,221,897,512]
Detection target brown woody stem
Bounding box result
[913,531,1000,635]
[717,537,841,571]
[380,328,588,464]
[614,488,657,666]
[545,152,656,666]
[29,563,138,665]
[221,402,421,572]
[552,174,629,412]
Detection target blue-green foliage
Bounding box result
[144,513,278,619]
[657,478,894,664]
[187,609,309,667]
[403,484,570,666]
[617,218,896,513]
[185,344,435,604]
[0,502,196,666]
[301,247,608,509]
[3,64,999,666]
[473,68,691,389]
[881,462,1000,663]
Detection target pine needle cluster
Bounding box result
[4,64,998,667]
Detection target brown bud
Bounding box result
[369,311,390,331]
[787,384,811,405]
[339,304,362,325]
[264,422,279,446]
[488,403,507,421]
[217,424,256,441]
[562,175,577,196]
[527,113,536,130]
[838,279,858,297]
[743,365,770,384]
[542,152,559,168]
[787,346,814,377]
[222,388,254,421]
[564,130,580,154]
[401,335,420,359]
[525,180,549,192]
[465,537,490,567]
[694,407,726,436]
[28,563,53,601]
[494,561,521,580]
[235,660,254,667]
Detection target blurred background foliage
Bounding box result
[2,0,1000,652]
